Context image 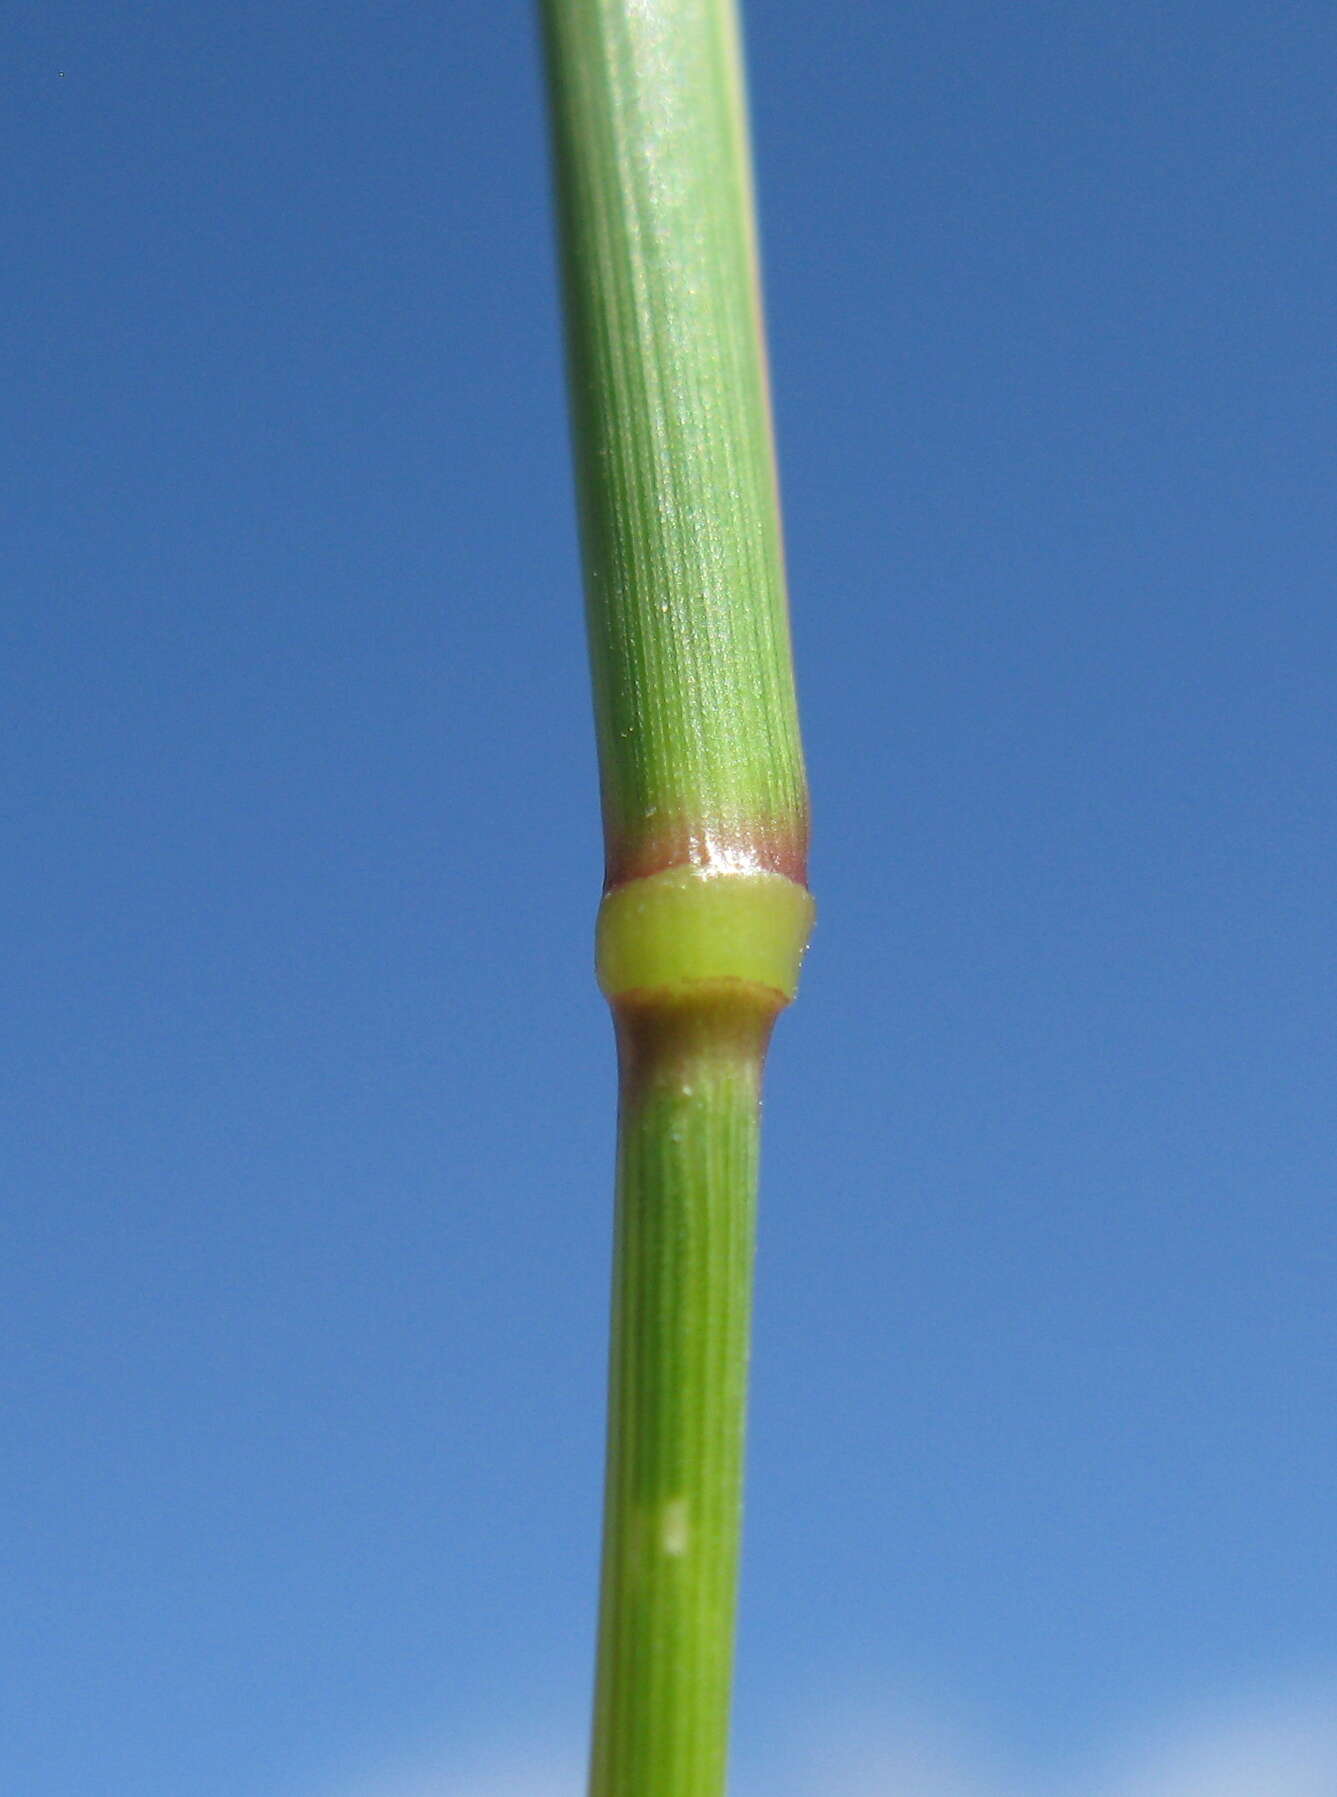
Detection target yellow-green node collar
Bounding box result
[597,867,814,1006]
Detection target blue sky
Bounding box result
[4,3,1335,1793]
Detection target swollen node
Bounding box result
[596,865,814,1011]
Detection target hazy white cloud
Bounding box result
[316,1742,580,1797]
[317,1677,1337,1797]
[757,1725,1011,1797]
[1097,1683,1337,1797]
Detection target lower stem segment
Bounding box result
[589,998,774,1797]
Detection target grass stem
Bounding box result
[540,3,811,1790]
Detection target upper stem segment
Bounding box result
[540,0,809,890]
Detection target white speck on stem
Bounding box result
[660,1498,689,1556]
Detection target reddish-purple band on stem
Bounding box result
[602,808,810,895]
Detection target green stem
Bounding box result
[539,0,807,888]
[590,1000,767,1796]
[539,3,811,1793]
